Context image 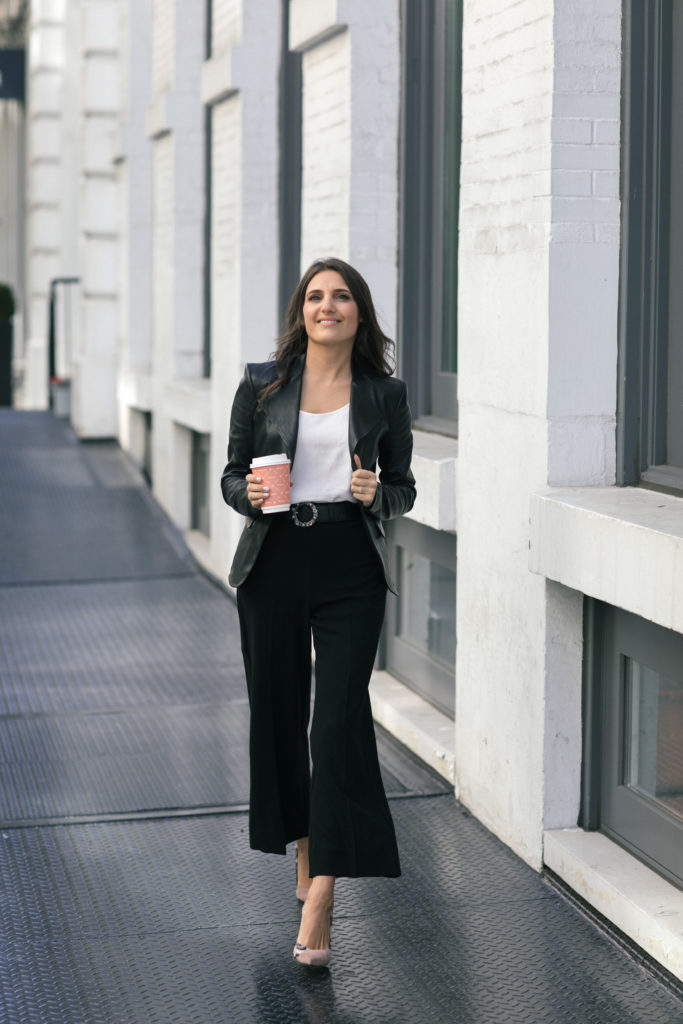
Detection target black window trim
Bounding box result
[398,0,461,432]
[618,0,683,491]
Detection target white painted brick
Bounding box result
[300,29,351,267]
[152,0,174,94]
[551,169,592,197]
[29,160,60,201]
[593,119,620,145]
[594,222,621,244]
[83,0,118,52]
[554,92,619,119]
[83,53,119,113]
[83,114,118,172]
[550,222,596,244]
[211,96,241,284]
[552,196,619,223]
[82,176,118,233]
[552,142,618,171]
[592,171,619,197]
[81,235,117,294]
[551,118,592,145]
[28,115,60,157]
[212,0,241,52]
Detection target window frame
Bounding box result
[582,600,683,890]
[618,0,683,490]
[398,0,462,432]
[277,0,302,328]
[384,517,457,719]
[191,430,211,536]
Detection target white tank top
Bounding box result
[290,404,354,504]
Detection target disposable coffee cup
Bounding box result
[250,454,291,513]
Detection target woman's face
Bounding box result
[302,270,360,351]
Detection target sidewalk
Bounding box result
[0,409,681,1024]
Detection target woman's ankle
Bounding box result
[296,837,312,888]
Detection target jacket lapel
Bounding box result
[349,370,382,461]
[264,354,305,459]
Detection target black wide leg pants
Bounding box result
[236,508,400,879]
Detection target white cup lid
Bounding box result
[251,453,290,467]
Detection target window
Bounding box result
[398,0,462,431]
[191,431,211,536]
[142,411,153,486]
[384,517,457,718]
[202,0,213,378]
[583,602,683,888]
[618,0,683,490]
[278,0,302,327]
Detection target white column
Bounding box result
[115,0,154,453]
[23,0,74,409]
[206,0,281,581]
[455,0,555,869]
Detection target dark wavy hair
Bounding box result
[258,258,395,408]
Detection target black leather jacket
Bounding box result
[221,354,416,593]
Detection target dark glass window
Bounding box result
[385,517,456,718]
[191,431,211,536]
[399,0,462,431]
[583,602,683,888]
[619,0,683,490]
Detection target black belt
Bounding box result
[287,501,360,527]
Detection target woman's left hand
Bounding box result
[351,455,378,508]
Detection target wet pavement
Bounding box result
[0,409,682,1024]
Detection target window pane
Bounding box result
[398,548,456,671]
[626,659,683,823]
[440,0,460,377]
[192,432,211,536]
[667,0,683,468]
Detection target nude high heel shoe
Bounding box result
[293,891,333,968]
[293,942,331,968]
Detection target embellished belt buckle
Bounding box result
[291,501,318,527]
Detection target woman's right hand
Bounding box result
[245,473,269,509]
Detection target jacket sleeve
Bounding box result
[367,380,417,521]
[221,366,261,518]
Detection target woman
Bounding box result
[221,257,416,967]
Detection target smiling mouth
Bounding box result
[318,319,341,325]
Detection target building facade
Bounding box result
[5,0,683,981]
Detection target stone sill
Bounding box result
[369,670,455,786]
[404,429,458,534]
[289,0,346,52]
[118,367,152,412]
[201,50,238,106]
[530,486,683,633]
[544,828,683,983]
[164,377,211,435]
[146,91,171,139]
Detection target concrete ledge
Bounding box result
[369,670,455,785]
[146,91,171,139]
[164,377,211,434]
[530,487,683,633]
[289,0,346,52]
[544,828,683,982]
[201,51,238,106]
[405,429,458,533]
[118,367,152,412]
